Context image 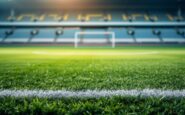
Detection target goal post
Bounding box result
[74,32,115,48]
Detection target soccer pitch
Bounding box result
[0,46,185,114]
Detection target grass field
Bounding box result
[0,46,185,114]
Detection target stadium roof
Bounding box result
[0,0,184,9]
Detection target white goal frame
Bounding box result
[74,32,115,48]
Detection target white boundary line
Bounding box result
[32,51,159,56]
[0,89,185,98]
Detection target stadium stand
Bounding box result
[0,0,185,46]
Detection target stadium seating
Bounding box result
[1,10,184,22]
[0,0,185,45]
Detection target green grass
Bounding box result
[1,97,185,115]
[0,46,185,90]
[0,46,185,114]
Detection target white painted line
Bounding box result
[32,51,159,56]
[0,89,185,98]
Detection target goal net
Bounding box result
[74,32,115,48]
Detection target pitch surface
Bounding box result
[0,46,185,114]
